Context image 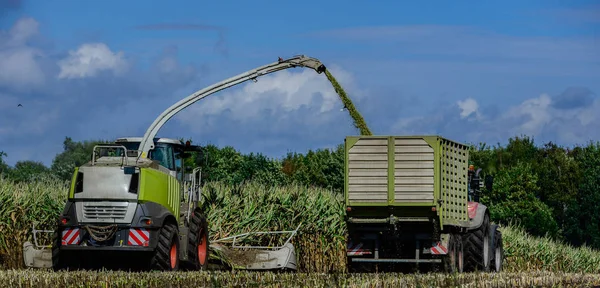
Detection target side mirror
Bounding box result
[485,175,493,192]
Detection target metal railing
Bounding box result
[91,145,131,166]
[30,223,53,249]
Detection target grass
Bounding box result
[1,270,599,287]
[3,177,600,275]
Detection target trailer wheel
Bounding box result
[455,234,464,273]
[150,221,179,271]
[443,234,464,273]
[463,213,491,272]
[492,229,503,272]
[187,209,209,270]
[443,235,457,273]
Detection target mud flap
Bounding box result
[429,234,450,255]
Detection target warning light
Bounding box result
[145,219,152,225]
[61,218,68,225]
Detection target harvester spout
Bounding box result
[136,55,326,160]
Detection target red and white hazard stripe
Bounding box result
[347,242,372,256]
[61,228,80,245]
[430,242,448,255]
[128,228,150,246]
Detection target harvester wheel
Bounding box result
[187,209,209,270]
[150,222,179,271]
[492,228,504,272]
[51,229,71,271]
[463,213,491,272]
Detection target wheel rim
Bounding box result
[170,241,177,269]
[198,231,207,266]
[484,231,490,268]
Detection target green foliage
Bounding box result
[481,162,559,238]
[6,161,55,183]
[0,151,8,177]
[563,142,600,248]
[50,137,111,181]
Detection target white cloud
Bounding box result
[0,17,45,89]
[457,98,479,119]
[57,43,129,79]
[503,94,552,137]
[176,65,362,127]
[392,91,600,146]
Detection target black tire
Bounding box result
[51,229,75,271]
[455,234,464,273]
[150,222,179,271]
[443,235,457,273]
[187,209,209,270]
[492,229,504,272]
[443,234,464,273]
[463,213,491,272]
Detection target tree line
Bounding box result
[1,135,600,250]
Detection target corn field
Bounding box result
[0,270,599,287]
[3,178,600,286]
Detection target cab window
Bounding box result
[150,144,175,170]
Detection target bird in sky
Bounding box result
[17,104,22,107]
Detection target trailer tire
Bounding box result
[187,209,209,270]
[463,213,491,272]
[150,221,179,271]
[492,229,504,272]
[443,234,464,273]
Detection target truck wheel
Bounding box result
[492,229,503,272]
[187,209,209,270]
[150,222,179,271]
[463,213,491,272]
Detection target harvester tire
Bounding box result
[187,209,209,270]
[463,213,491,272]
[51,229,76,271]
[492,228,504,272]
[150,222,179,271]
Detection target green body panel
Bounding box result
[68,167,78,199]
[138,168,181,222]
[344,135,470,228]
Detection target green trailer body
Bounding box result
[344,135,503,273]
[344,135,470,228]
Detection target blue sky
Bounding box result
[0,0,598,166]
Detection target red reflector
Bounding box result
[431,207,437,212]
[61,218,68,224]
[346,207,352,212]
